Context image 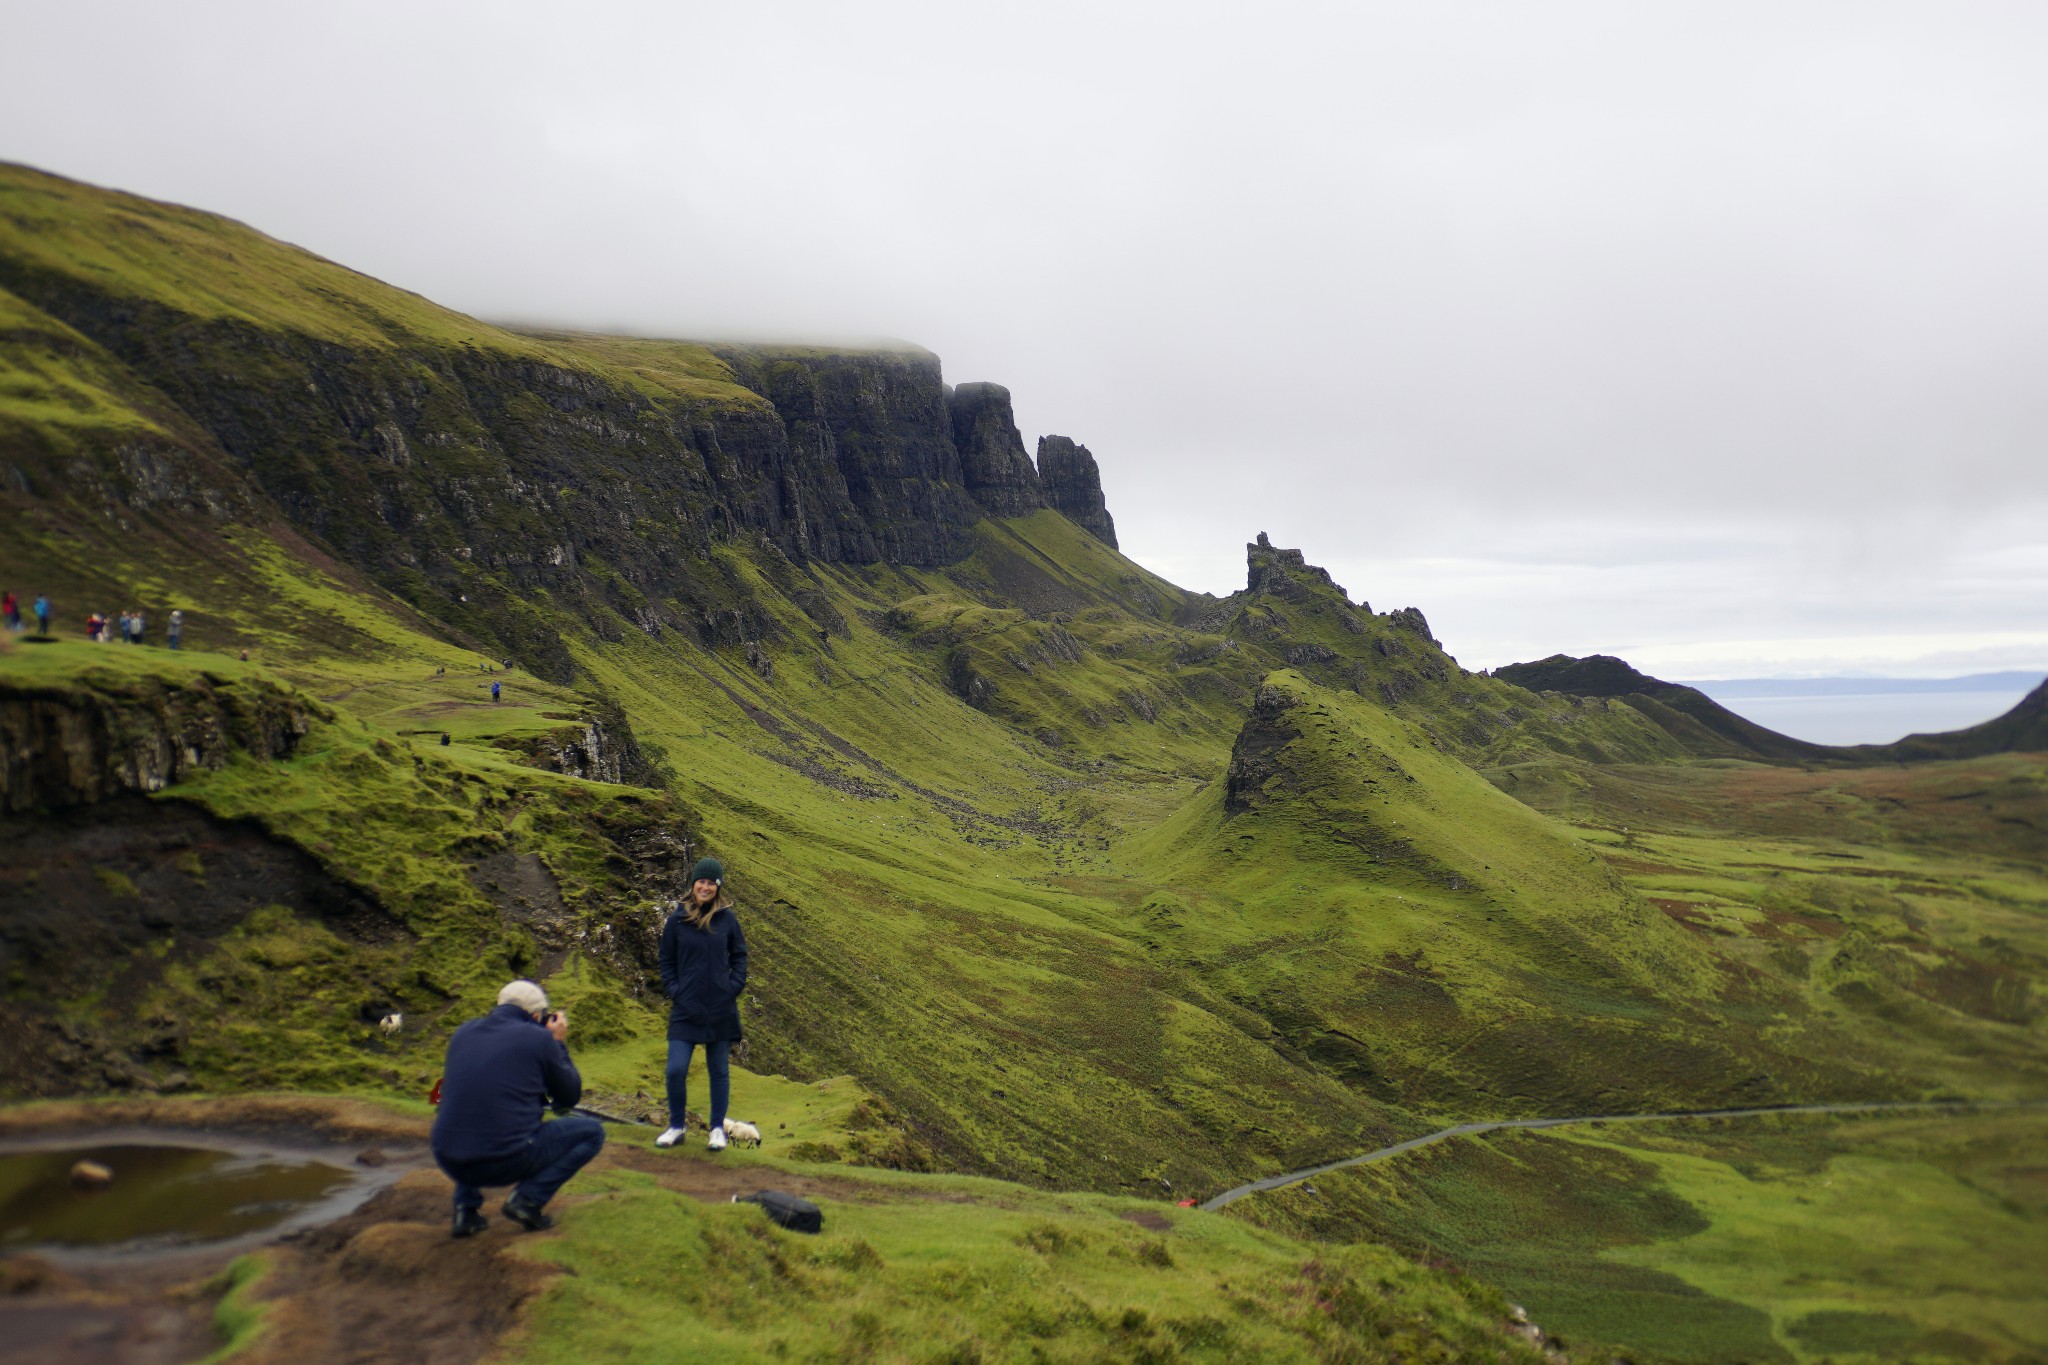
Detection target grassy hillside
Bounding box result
[1,163,2043,1365]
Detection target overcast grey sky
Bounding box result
[6,1,2045,680]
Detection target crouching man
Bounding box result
[431,979,605,1238]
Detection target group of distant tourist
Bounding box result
[1,590,50,637]
[1,592,190,647]
[84,607,185,647]
[430,856,749,1237]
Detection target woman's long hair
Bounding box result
[679,880,733,931]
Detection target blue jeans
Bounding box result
[666,1039,731,1129]
[438,1115,606,1213]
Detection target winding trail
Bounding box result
[1198,1098,2047,1211]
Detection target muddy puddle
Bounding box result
[0,1132,402,1260]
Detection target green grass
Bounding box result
[515,1162,1542,1364]
[1601,1113,2048,1361]
[1271,1110,2048,1364]
[200,1253,273,1364]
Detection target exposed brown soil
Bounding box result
[1649,898,1722,936]
[233,1170,557,1365]
[1,1255,222,1365]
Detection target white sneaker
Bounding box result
[654,1127,685,1148]
[707,1126,727,1152]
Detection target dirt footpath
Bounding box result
[0,1095,922,1365]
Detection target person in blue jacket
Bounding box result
[430,979,605,1237]
[654,857,749,1151]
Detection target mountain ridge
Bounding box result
[1496,652,2048,764]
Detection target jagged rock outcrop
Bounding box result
[1244,533,1355,604]
[0,675,320,813]
[948,382,1046,517]
[526,718,644,786]
[1387,607,1435,642]
[1035,436,1118,548]
[1224,682,1303,813]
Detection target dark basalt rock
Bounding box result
[0,675,318,813]
[1387,607,1436,642]
[1223,682,1303,814]
[712,345,983,567]
[1035,436,1117,547]
[1245,533,1350,603]
[948,383,1045,518]
[1,244,1120,679]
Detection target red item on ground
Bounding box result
[1176,1198,1197,1208]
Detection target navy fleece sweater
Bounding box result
[431,1004,583,1165]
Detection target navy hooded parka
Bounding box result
[659,904,749,1043]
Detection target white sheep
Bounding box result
[722,1118,763,1148]
[379,1013,403,1036]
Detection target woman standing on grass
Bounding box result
[655,857,749,1151]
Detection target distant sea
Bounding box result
[1682,671,2044,747]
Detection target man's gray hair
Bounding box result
[497,979,549,1015]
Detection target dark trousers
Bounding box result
[666,1038,731,1129]
[437,1115,606,1213]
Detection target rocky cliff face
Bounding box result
[0,672,318,813]
[0,165,1146,688]
[710,345,985,567]
[2,259,1121,682]
[1035,436,1117,548]
[948,382,1047,518]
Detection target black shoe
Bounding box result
[502,1195,555,1231]
[452,1208,489,1239]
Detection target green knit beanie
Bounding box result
[689,857,725,886]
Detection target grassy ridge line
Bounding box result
[1120,671,1849,1117]
[0,162,770,410]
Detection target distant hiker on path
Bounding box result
[168,609,183,649]
[655,858,750,1151]
[130,609,145,644]
[2,591,18,631]
[491,679,501,703]
[430,979,604,1238]
[32,595,49,637]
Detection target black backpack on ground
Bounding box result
[733,1189,822,1234]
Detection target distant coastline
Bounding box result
[1685,672,2044,746]
[1679,670,2044,698]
